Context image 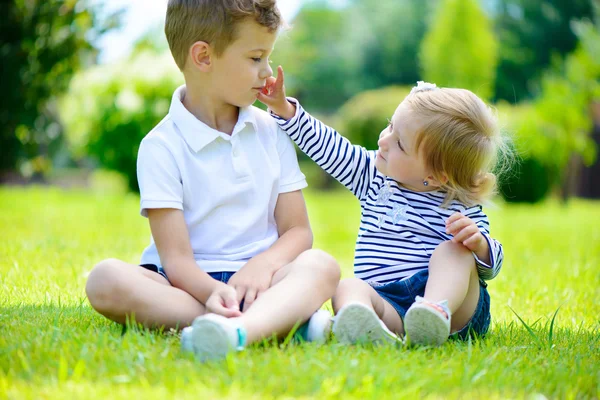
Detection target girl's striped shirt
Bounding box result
[272,100,503,284]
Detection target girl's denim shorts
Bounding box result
[372,269,491,340]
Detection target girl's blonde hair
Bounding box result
[404,87,511,207]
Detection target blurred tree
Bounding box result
[274,4,353,112]
[60,51,182,192]
[0,0,119,178]
[344,0,433,91]
[532,20,599,200]
[498,20,600,202]
[274,0,431,113]
[495,102,553,203]
[492,0,595,102]
[420,0,499,100]
[130,24,169,56]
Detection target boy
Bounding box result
[85,0,340,361]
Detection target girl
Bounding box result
[258,68,507,346]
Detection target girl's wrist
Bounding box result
[475,241,490,264]
[273,100,295,121]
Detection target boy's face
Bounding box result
[210,19,277,108]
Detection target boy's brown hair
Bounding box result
[165,0,282,70]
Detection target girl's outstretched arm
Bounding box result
[259,66,377,200]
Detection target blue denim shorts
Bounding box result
[140,265,244,308]
[140,264,235,284]
[372,269,491,340]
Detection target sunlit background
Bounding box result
[1,0,599,201]
[1,2,599,397]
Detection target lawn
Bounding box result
[1,186,599,399]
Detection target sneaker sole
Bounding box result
[404,305,449,346]
[191,317,233,361]
[332,303,399,345]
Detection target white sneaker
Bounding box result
[332,302,402,345]
[303,309,333,344]
[404,296,451,347]
[180,326,194,353]
[186,314,247,361]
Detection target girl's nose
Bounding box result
[378,131,387,148]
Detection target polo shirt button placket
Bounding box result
[230,135,248,179]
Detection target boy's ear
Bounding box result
[189,41,212,72]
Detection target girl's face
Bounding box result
[375,102,439,191]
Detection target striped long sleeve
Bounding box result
[273,99,376,201]
[464,206,504,280]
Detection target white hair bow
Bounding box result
[410,81,438,94]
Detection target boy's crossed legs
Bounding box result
[332,241,484,346]
[86,249,340,345]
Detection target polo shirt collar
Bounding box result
[169,85,258,152]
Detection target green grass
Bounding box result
[1,187,599,399]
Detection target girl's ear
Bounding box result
[426,173,448,188]
[189,41,212,72]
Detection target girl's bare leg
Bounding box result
[332,277,405,335]
[423,241,481,332]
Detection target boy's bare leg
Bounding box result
[331,278,405,335]
[86,258,205,329]
[423,241,481,333]
[236,249,340,343]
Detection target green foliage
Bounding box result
[496,20,599,202]
[274,0,431,112]
[493,0,596,102]
[343,0,433,91]
[274,5,354,112]
[60,52,182,192]
[533,21,600,170]
[336,86,412,151]
[0,0,119,175]
[499,156,553,203]
[495,102,553,203]
[420,0,499,100]
[274,0,596,112]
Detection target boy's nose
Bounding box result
[260,64,273,80]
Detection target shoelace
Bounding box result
[236,327,247,351]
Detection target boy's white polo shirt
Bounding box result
[137,85,307,273]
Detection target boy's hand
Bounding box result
[257,65,296,120]
[446,212,490,264]
[227,257,275,312]
[205,282,242,318]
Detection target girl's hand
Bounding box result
[257,66,296,120]
[446,212,489,262]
